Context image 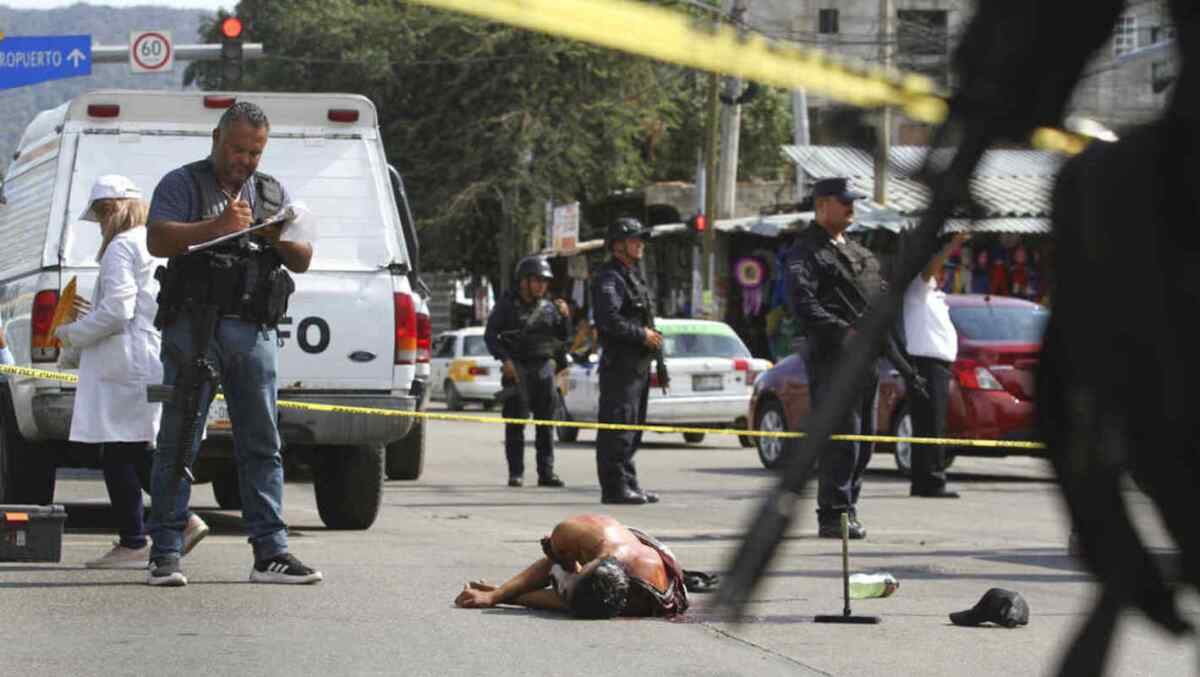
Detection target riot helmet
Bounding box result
[516,255,554,280]
[606,217,648,247]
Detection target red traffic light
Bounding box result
[690,214,707,232]
[221,17,244,40]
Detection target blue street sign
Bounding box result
[0,35,91,90]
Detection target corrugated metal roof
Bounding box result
[781,145,1064,218]
[849,217,1050,235]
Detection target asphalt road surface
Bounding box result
[2,401,1195,676]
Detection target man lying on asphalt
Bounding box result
[453,514,690,618]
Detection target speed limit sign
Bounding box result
[130,31,174,73]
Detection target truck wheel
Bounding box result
[683,432,706,444]
[445,381,464,411]
[314,444,384,530]
[555,396,578,443]
[212,465,243,510]
[0,388,56,504]
[385,418,425,480]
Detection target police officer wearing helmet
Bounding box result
[145,101,321,586]
[785,177,885,540]
[484,255,571,488]
[592,217,662,505]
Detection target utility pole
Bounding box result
[703,70,720,316]
[874,0,896,205]
[792,89,810,198]
[716,0,748,221]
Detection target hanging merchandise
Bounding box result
[751,248,778,309]
[735,257,767,317]
[1009,244,1030,297]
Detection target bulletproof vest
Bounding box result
[623,265,656,332]
[596,260,656,360]
[154,159,294,328]
[505,297,561,361]
[185,158,283,226]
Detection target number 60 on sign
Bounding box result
[130,31,173,73]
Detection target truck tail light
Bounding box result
[327,109,360,123]
[87,104,120,118]
[954,359,1004,391]
[394,292,417,365]
[31,289,60,362]
[204,96,237,109]
[415,312,431,364]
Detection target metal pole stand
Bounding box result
[814,512,881,624]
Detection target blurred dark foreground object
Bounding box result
[718,2,1200,675]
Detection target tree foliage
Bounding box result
[187,0,791,281]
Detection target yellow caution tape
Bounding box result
[0,364,79,383]
[403,0,1092,154]
[0,363,1046,450]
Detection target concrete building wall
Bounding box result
[742,0,1172,133]
[1068,0,1175,130]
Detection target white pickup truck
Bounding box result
[0,90,431,529]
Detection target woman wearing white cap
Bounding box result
[55,175,208,569]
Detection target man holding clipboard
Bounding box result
[143,101,321,587]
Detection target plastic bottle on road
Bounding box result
[849,573,899,599]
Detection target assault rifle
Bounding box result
[146,303,221,493]
[629,288,669,395]
[494,299,566,411]
[645,313,670,396]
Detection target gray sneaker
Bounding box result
[85,542,150,569]
[147,558,187,587]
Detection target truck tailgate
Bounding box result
[277,271,394,391]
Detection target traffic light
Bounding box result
[688,213,707,235]
[220,16,244,89]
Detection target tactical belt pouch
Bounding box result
[0,505,66,562]
[155,247,295,328]
[253,267,295,327]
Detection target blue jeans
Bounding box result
[149,314,288,563]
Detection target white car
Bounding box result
[429,327,503,410]
[557,319,771,444]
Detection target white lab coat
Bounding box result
[55,228,163,443]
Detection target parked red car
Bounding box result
[748,294,1048,472]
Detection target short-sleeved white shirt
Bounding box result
[903,276,957,363]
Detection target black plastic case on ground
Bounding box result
[0,504,66,562]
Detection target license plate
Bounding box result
[693,374,724,392]
[206,399,232,432]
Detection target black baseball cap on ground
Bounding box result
[812,177,867,203]
[949,588,1030,628]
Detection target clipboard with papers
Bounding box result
[186,203,305,253]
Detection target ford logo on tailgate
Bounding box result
[348,351,377,363]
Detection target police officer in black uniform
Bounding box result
[786,177,887,540]
[484,255,571,488]
[593,218,663,505]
